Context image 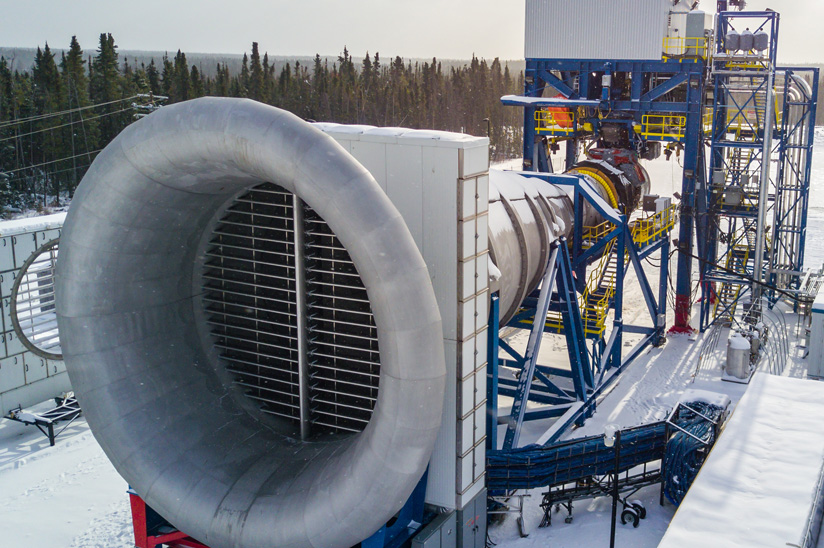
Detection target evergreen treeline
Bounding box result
[0,34,524,212]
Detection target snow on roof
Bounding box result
[659,373,824,548]
[813,282,824,313]
[0,212,66,237]
[677,389,731,410]
[313,122,487,149]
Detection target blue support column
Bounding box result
[611,219,626,368]
[522,74,540,171]
[486,294,500,452]
[503,246,560,451]
[672,77,705,332]
[557,240,593,396]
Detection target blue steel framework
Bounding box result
[699,9,819,329]
[486,174,671,450]
[491,49,702,448]
[492,5,818,449]
[503,55,705,332]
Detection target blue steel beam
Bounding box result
[673,73,706,332]
[611,216,627,369]
[641,73,689,103]
[557,240,593,394]
[625,231,660,324]
[503,246,561,450]
[486,294,500,451]
[537,69,576,98]
[498,362,576,400]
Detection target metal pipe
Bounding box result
[487,160,644,324]
[754,69,775,301]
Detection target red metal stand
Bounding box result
[129,492,210,548]
[669,294,695,334]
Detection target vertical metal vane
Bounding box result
[304,208,380,434]
[203,182,379,436]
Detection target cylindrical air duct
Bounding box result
[56,98,446,548]
[488,159,647,324]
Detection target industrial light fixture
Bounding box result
[604,424,620,447]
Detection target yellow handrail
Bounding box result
[641,114,687,140]
[545,209,676,336]
[632,205,679,246]
[662,36,709,60]
[535,109,575,135]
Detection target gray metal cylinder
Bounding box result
[740,29,754,52]
[487,158,644,325]
[726,30,741,52]
[487,171,575,323]
[726,333,750,379]
[753,30,769,53]
[55,98,446,548]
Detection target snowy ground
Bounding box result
[0,407,133,548]
[490,299,811,548]
[0,136,821,548]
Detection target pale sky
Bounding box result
[2,0,822,63]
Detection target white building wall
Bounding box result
[317,124,490,510]
[525,0,675,61]
[0,213,70,416]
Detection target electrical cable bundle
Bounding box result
[663,402,726,506]
[486,423,666,492]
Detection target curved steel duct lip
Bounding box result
[56,98,446,548]
[11,238,62,360]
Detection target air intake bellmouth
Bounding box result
[55,98,446,548]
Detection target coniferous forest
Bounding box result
[0,34,525,214]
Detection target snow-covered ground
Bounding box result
[0,134,821,548]
[0,406,133,548]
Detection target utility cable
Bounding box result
[0,95,146,130]
[0,107,134,143]
[669,246,805,304]
[1,149,103,176]
[663,402,725,506]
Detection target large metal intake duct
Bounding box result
[55,98,446,548]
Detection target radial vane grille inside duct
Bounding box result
[202,182,380,435]
[12,240,61,359]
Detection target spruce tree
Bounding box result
[60,36,98,193]
[90,33,124,145]
[249,42,264,102]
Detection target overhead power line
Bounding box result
[0,107,134,143]
[0,149,104,176]
[0,94,161,130]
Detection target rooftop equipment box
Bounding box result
[525,0,688,61]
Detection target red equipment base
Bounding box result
[129,492,210,548]
[668,294,695,334]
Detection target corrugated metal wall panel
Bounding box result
[526,0,672,61]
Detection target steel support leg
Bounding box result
[503,246,561,451]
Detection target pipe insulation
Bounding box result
[488,159,647,324]
[55,98,446,548]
